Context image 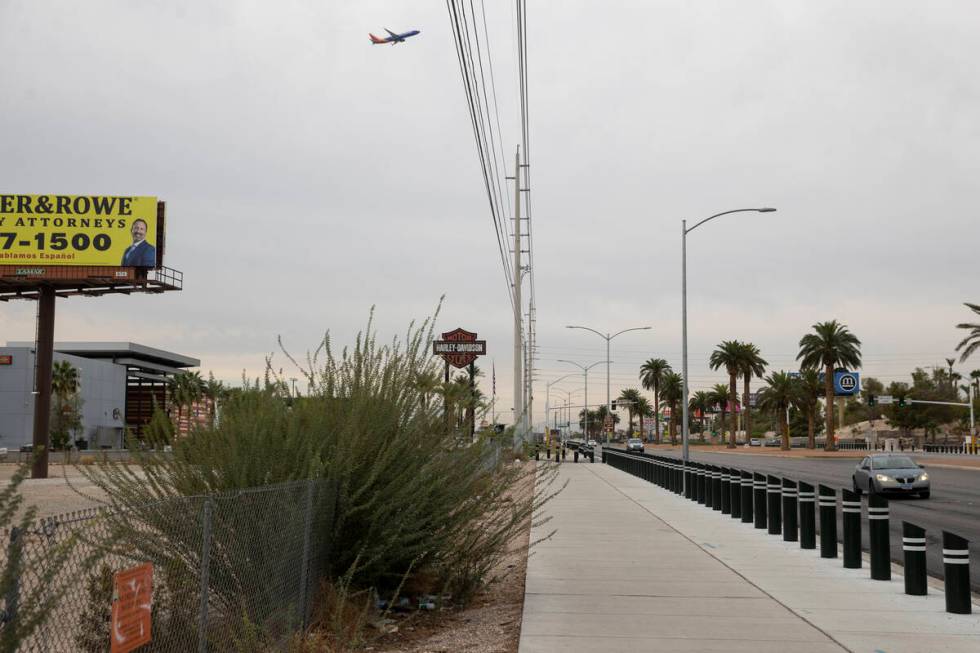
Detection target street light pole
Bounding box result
[545,374,577,446]
[681,208,776,494]
[566,325,651,443]
[558,360,609,442]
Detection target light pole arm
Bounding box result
[566,325,608,340]
[686,208,775,234]
[609,326,652,340]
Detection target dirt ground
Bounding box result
[1,463,108,520]
[367,464,535,653]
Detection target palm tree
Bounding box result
[758,371,797,450]
[617,388,643,437]
[797,320,862,451]
[794,369,823,449]
[168,371,205,433]
[52,360,80,398]
[659,371,683,445]
[708,383,730,441]
[955,303,980,362]
[414,370,442,410]
[640,359,671,444]
[688,390,711,435]
[635,396,653,441]
[203,373,225,426]
[737,342,767,445]
[51,361,81,453]
[709,341,743,448]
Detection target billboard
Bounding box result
[0,194,160,267]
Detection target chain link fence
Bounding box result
[2,479,336,652]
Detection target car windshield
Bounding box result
[873,455,918,469]
[628,439,641,444]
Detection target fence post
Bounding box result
[868,493,891,580]
[841,488,862,569]
[902,521,927,595]
[299,479,316,629]
[1,527,21,628]
[942,531,971,614]
[818,485,837,558]
[199,497,214,653]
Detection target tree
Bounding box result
[793,369,823,449]
[796,321,862,451]
[635,396,653,441]
[955,302,980,362]
[737,342,767,446]
[659,371,683,445]
[708,384,730,440]
[639,359,671,444]
[758,371,797,450]
[709,341,743,448]
[50,360,82,453]
[688,390,711,436]
[617,388,643,437]
[167,370,205,434]
[203,373,226,426]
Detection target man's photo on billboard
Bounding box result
[121,219,156,267]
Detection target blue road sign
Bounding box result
[834,371,860,396]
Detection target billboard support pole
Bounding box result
[31,286,55,479]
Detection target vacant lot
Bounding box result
[2,463,108,520]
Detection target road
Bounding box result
[610,447,980,593]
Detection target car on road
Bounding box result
[749,437,763,447]
[852,454,930,498]
[763,437,781,447]
[587,439,598,448]
[626,438,644,452]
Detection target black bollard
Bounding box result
[902,521,927,596]
[730,468,742,519]
[798,481,816,550]
[574,450,579,463]
[546,447,551,460]
[712,466,723,511]
[753,472,767,529]
[706,465,716,509]
[720,467,732,514]
[841,488,862,569]
[818,485,838,558]
[868,493,891,580]
[942,531,971,614]
[685,461,694,499]
[782,478,798,542]
[741,470,754,523]
[767,474,782,535]
[697,463,706,504]
[562,447,566,460]
[535,448,540,461]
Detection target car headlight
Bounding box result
[875,474,891,482]
[919,473,928,481]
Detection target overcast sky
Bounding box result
[2,1,978,428]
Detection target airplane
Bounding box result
[369,28,421,45]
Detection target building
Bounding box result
[0,341,199,450]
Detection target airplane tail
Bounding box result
[369,33,386,44]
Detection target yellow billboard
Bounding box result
[0,194,159,267]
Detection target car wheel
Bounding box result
[852,477,862,495]
[919,490,930,499]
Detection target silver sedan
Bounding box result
[852,454,930,499]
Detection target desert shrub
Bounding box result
[81,307,559,644]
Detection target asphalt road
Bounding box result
[611,447,980,593]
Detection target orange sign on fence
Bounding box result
[111,563,153,653]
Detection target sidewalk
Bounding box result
[519,461,980,653]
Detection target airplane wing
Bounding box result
[385,28,399,37]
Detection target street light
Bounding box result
[681,207,776,492]
[545,374,578,443]
[558,359,609,442]
[566,325,652,444]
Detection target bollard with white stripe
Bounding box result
[782,478,798,542]
[741,470,754,523]
[868,493,891,580]
[818,485,837,558]
[705,465,715,509]
[942,531,971,614]
[841,488,862,569]
[902,521,927,596]
[798,481,815,549]
[720,467,732,515]
[697,463,707,505]
[767,474,782,535]
[753,472,767,529]
[712,465,723,511]
[729,467,741,519]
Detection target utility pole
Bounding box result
[512,146,523,450]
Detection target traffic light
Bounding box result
[866,394,877,407]
[611,400,617,410]
[897,396,908,408]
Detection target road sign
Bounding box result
[833,371,860,396]
[878,395,893,405]
[111,563,153,653]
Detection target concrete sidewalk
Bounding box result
[518,461,980,653]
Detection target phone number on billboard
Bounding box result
[0,232,112,251]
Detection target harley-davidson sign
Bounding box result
[433,328,487,369]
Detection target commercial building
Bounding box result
[0,341,199,450]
